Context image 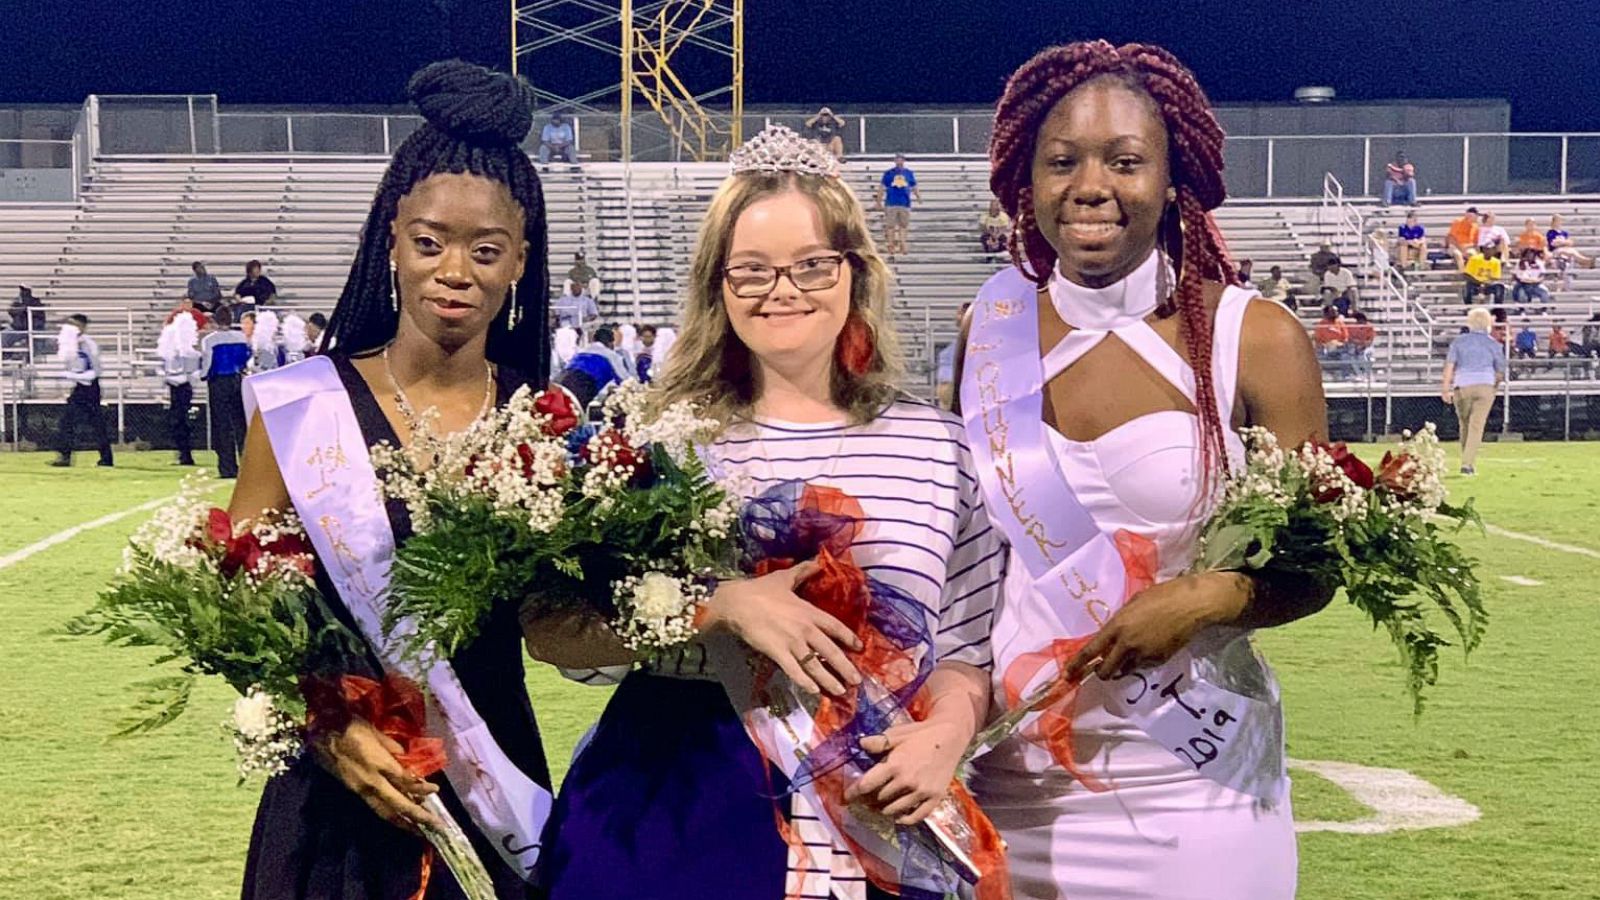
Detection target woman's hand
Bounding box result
[850,719,968,825]
[698,562,863,695]
[1065,572,1251,683]
[311,717,442,833]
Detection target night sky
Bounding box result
[4,1,1595,130]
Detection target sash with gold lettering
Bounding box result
[959,267,1284,805]
[245,356,553,880]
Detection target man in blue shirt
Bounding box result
[551,280,600,329]
[875,153,920,257]
[1396,212,1427,270]
[186,261,223,311]
[539,113,575,164]
[199,307,252,478]
[49,314,114,467]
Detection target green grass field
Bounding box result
[1,443,1595,899]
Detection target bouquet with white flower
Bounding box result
[65,474,362,775]
[1192,424,1485,712]
[377,379,741,661]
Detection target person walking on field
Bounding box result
[1441,307,1506,476]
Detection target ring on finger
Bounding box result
[798,650,821,666]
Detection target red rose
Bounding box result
[1323,442,1375,489]
[261,531,312,559]
[516,442,538,480]
[221,531,263,578]
[1376,451,1419,500]
[205,507,233,545]
[581,430,642,470]
[533,389,580,436]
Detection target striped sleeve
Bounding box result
[934,432,1002,669]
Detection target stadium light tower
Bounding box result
[512,0,744,162]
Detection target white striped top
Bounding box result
[562,399,1005,899]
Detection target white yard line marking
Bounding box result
[1499,575,1544,587]
[1481,522,1600,561]
[0,497,169,572]
[1290,759,1481,834]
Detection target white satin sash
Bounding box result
[960,267,1284,805]
[245,356,553,880]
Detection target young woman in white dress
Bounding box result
[957,41,1332,899]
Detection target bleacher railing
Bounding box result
[1321,172,1369,269]
[30,97,1600,196]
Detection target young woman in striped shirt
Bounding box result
[532,128,1004,900]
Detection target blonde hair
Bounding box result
[1466,307,1493,333]
[654,171,902,429]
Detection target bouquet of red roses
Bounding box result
[65,475,359,766]
[1192,424,1485,712]
[375,380,741,662]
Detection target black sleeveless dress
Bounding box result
[241,355,552,900]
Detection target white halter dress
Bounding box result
[966,253,1297,900]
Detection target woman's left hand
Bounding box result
[848,719,968,826]
[1065,572,1251,683]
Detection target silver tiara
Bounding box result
[729,125,841,179]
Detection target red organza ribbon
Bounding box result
[304,673,447,899]
[755,485,1011,900]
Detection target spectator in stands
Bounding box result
[633,323,658,382]
[1397,211,1427,270]
[1516,218,1548,258]
[804,107,846,159]
[1447,206,1481,269]
[233,260,277,312]
[1321,258,1358,313]
[186,261,223,311]
[567,250,599,297]
[1234,258,1255,288]
[979,198,1010,255]
[198,306,251,479]
[1461,247,1505,305]
[1257,264,1294,307]
[1308,242,1338,295]
[1546,214,1593,290]
[165,296,208,331]
[1346,311,1376,378]
[1550,323,1572,358]
[1382,150,1417,206]
[1477,212,1510,261]
[1582,313,1600,360]
[875,153,919,257]
[304,311,326,352]
[1442,307,1506,475]
[1511,248,1551,311]
[1313,304,1350,377]
[551,280,599,329]
[539,112,575,164]
[48,314,113,467]
[5,283,45,350]
[1513,321,1539,360]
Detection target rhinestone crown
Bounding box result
[729,124,841,179]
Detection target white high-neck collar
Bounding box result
[1048,250,1164,331]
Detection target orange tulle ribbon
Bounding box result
[305,673,447,899]
[753,485,1011,899]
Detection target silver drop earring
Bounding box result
[389,260,400,313]
[508,283,520,329]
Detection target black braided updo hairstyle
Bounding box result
[320,59,551,383]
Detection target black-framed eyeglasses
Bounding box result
[723,254,847,298]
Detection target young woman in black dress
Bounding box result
[228,60,555,899]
